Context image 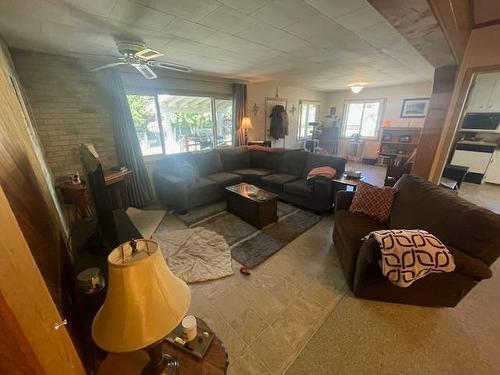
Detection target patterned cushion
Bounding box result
[349,182,395,222]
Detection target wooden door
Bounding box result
[0,185,85,374]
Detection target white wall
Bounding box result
[246,82,328,149]
[326,81,432,158]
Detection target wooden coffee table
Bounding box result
[225,183,278,229]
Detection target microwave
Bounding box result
[461,113,500,133]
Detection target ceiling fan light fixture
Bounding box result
[348,83,366,94]
[89,40,192,79]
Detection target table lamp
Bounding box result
[92,239,191,374]
[240,117,253,145]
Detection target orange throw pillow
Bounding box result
[349,182,395,222]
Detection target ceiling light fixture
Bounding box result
[348,83,366,94]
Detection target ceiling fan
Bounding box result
[90,41,192,79]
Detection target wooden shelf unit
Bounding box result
[378,127,422,166]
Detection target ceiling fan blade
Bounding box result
[147,60,192,73]
[90,61,126,72]
[132,63,157,80]
[135,48,163,60]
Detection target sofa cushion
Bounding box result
[391,175,500,265]
[219,147,250,171]
[280,149,307,176]
[155,152,192,175]
[190,150,223,177]
[334,210,387,287]
[261,173,299,190]
[283,179,313,198]
[173,159,198,186]
[349,182,395,222]
[206,172,242,187]
[232,168,273,183]
[188,177,219,204]
[302,153,345,178]
[336,210,387,251]
[250,149,283,171]
[447,245,492,280]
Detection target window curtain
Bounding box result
[232,83,247,146]
[103,70,154,208]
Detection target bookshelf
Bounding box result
[378,127,422,166]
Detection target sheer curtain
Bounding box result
[232,83,247,146]
[103,70,154,208]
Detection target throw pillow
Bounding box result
[307,166,337,182]
[174,160,198,186]
[349,182,395,222]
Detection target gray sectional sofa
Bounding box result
[153,147,346,213]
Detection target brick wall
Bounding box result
[11,49,117,181]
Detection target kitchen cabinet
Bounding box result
[451,150,493,174]
[466,72,500,113]
[485,150,500,184]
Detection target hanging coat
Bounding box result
[269,105,289,140]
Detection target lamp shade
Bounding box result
[92,239,191,353]
[240,117,253,130]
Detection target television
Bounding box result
[80,145,142,252]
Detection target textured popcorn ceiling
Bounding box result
[0,0,434,90]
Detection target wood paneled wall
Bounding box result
[0,42,65,303]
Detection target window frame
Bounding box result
[297,99,321,141]
[341,98,385,140]
[126,89,234,159]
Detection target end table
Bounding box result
[97,318,228,375]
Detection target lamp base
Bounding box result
[142,341,179,375]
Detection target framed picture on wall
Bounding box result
[400,98,430,118]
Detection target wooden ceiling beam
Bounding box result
[367,0,460,67]
[428,0,474,62]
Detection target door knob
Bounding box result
[53,319,67,330]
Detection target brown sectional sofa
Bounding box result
[153,147,346,213]
[333,174,500,307]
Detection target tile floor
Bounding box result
[158,213,346,374]
[155,163,500,374]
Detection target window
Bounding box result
[127,95,162,156]
[342,99,383,139]
[297,100,320,140]
[127,93,234,156]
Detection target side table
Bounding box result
[332,176,365,192]
[97,318,228,375]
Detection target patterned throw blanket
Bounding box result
[364,229,455,287]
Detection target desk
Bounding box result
[103,169,132,210]
[59,182,92,221]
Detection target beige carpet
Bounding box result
[286,259,500,375]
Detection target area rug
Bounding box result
[231,210,321,268]
[186,201,321,269]
[153,227,233,283]
[176,200,226,226]
[177,200,296,227]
